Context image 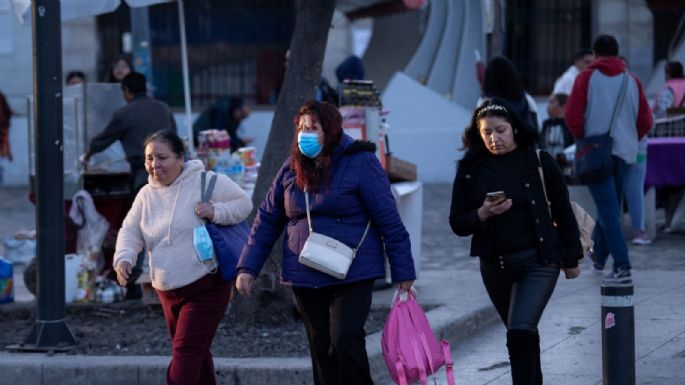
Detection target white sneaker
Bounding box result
[591,264,605,276]
[632,232,652,245]
[604,267,632,284]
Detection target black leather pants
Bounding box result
[480,248,559,331]
[481,248,558,385]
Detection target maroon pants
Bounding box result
[156,273,230,385]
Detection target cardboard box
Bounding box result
[384,155,417,182]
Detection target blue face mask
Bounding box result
[193,224,216,267]
[298,132,322,158]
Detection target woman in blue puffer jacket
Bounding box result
[236,100,415,385]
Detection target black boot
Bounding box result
[533,331,543,385]
[506,329,538,385]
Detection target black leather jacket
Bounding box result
[449,147,582,268]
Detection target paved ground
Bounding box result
[1,184,685,384]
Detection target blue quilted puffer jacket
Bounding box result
[237,134,416,288]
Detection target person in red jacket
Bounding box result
[565,34,653,283]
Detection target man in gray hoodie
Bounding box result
[565,34,653,283]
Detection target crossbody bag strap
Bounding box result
[303,186,371,250]
[303,187,313,234]
[354,221,372,252]
[608,72,630,136]
[201,171,207,202]
[200,171,219,203]
[535,150,552,219]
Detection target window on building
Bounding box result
[98,0,295,108]
[505,0,591,95]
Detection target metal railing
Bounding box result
[650,114,685,137]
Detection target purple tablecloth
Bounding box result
[645,137,685,188]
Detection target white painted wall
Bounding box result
[234,109,274,164]
[382,72,472,182]
[593,0,653,84]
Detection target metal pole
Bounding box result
[601,284,635,385]
[16,0,76,352]
[130,6,155,91]
[177,0,194,156]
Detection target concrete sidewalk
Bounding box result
[2,184,685,385]
[391,263,685,385]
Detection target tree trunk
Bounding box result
[227,0,336,325]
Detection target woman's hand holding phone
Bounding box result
[478,191,512,222]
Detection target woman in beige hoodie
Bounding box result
[113,130,252,385]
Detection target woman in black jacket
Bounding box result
[450,98,582,385]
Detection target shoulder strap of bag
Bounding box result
[535,150,553,219]
[303,186,372,251]
[200,171,218,203]
[608,72,630,135]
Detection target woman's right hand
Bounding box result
[114,261,132,287]
[236,273,255,297]
[477,198,513,222]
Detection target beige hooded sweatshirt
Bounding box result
[113,160,253,290]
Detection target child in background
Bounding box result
[540,93,574,181]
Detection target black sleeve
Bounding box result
[449,167,486,236]
[540,151,583,266]
[88,112,124,155]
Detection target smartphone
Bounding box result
[486,191,507,203]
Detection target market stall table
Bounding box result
[644,137,685,237]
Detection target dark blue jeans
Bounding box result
[587,156,631,271]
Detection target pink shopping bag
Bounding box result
[381,289,455,385]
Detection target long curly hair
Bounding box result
[460,98,538,163]
[290,100,343,192]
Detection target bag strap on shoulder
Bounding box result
[200,171,219,203]
[608,72,630,136]
[303,187,371,251]
[535,150,553,219]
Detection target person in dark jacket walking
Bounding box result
[236,100,415,385]
[450,98,582,385]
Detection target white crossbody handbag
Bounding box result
[298,188,371,279]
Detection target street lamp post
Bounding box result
[16,0,77,352]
